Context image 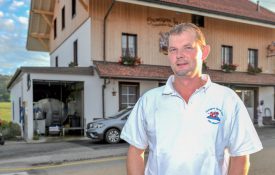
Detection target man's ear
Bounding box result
[202,45,210,61]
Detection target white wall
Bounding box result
[9,73,34,140]
[50,18,92,67]
[24,73,34,141]
[259,87,274,118]
[140,81,159,96]
[9,73,34,141]
[10,77,23,127]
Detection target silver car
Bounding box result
[86,107,133,144]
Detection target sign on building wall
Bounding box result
[267,41,275,57]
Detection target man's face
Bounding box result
[168,30,203,77]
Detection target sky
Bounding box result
[0,0,275,76]
[0,0,49,76]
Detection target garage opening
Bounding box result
[33,80,84,137]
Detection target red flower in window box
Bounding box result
[118,56,142,66]
[221,63,238,73]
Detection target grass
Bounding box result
[0,102,11,122]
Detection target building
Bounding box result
[7,0,275,141]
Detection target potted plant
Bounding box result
[221,63,238,73]
[247,64,262,75]
[118,55,142,66]
[202,61,209,72]
[68,61,76,67]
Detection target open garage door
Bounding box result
[33,80,84,137]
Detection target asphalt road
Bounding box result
[0,139,127,160]
[249,126,275,175]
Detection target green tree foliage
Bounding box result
[0,74,12,102]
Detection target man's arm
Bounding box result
[228,155,250,175]
[127,145,145,175]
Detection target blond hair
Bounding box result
[168,23,206,48]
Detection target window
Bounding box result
[62,6,65,30]
[192,15,204,27]
[55,56,58,67]
[73,40,78,66]
[122,33,137,57]
[72,0,76,18]
[119,82,139,110]
[248,49,258,68]
[54,18,57,39]
[221,45,233,64]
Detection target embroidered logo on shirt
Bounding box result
[206,108,223,124]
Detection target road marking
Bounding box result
[0,156,127,172]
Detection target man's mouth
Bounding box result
[177,62,188,67]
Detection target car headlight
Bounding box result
[89,123,104,129]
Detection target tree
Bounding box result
[0,74,12,102]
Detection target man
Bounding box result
[120,23,262,175]
[257,100,264,127]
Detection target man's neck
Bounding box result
[173,75,206,103]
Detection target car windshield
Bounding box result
[107,108,132,119]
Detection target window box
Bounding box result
[221,63,238,73]
[119,56,141,66]
[247,64,262,75]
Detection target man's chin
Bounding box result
[175,71,189,77]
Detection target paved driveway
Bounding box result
[250,126,275,175]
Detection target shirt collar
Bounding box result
[162,74,212,95]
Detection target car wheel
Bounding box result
[105,128,120,144]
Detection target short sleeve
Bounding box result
[228,99,263,156]
[120,98,149,150]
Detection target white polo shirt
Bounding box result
[121,75,263,175]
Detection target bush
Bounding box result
[0,121,21,140]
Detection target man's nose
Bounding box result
[176,49,186,59]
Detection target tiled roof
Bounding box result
[205,69,275,86]
[94,61,173,80]
[94,61,275,85]
[141,0,275,25]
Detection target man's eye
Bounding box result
[185,46,194,50]
[169,48,177,53]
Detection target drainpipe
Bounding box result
[102,0,115,118]
[102,79,107,118]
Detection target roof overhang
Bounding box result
[7,67,94,90]
[95,61,275,86]
[116,0,275,29]
[26,0,55,52]
[94,61,173,81]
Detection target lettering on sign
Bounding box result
[147,17,179,27]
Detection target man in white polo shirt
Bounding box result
[120,23,262,175]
